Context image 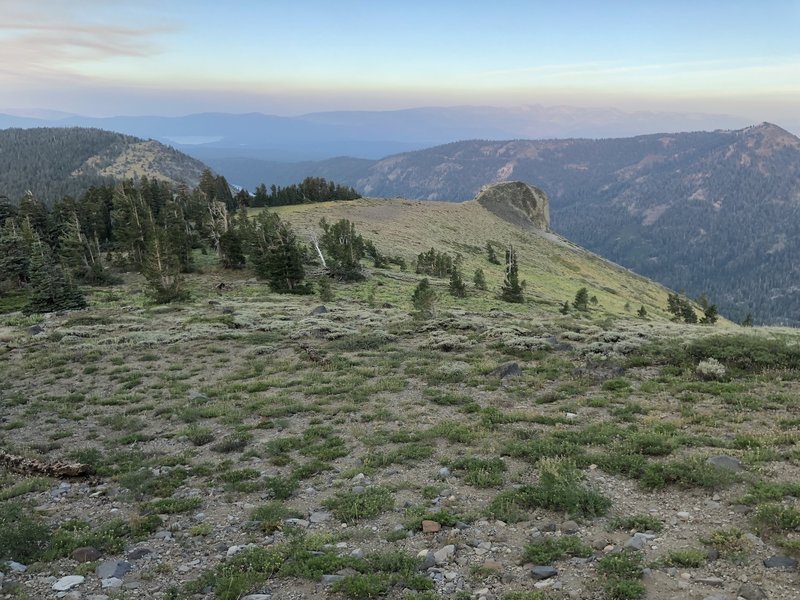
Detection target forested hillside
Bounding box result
[261,124,800,324]
[0,128,208,204]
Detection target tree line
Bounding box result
[0,171,381,313]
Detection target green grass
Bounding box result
[487,458,610,521]
[660,548,707,567]
[609,514,663,533]
[450,456,505,487]
[522,536,592,564]
[323,487,394,523]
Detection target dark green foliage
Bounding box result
[486,242,500,264]
[449,266,467,297]
[500,246,524,303]
[741,313,754,326]
[450,456,505,487]
[249,211,311,293]
[219,228,246,269]
[573,287,589,311]
[25,237,87,313]
[667,292,698,323]
[559,301,570,314]
[319,218,366,281]
[473,268,487,290]
[700,304,718,324]
[416,247,453,277]
[142,228,188,304]
[250,177,361,207]
[609,514,664,533]
[637,305,647,318]
[0,218,31,288]
[317,275,334,301]
[0,501,52,562]
[412,278,437,317]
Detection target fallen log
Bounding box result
[0,449,91,478]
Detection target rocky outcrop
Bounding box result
[474,181,550,231]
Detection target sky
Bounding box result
[1,0,799,125]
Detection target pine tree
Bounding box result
[317,276,334,302]
[560,301,571,314]
[25,235,86,313]
[0,219,31,288]
[449,266,467,297]
[500,246,524,303]
[319,218,365,281]
[486,242,500,264]
[412,278,436,318]
[473,268,487,290]
[637,305,648,318]
[741,313,754,327]
[262,221,311,294]
[142,227,187,304]
[700,304,718,324]
[219,228,245,269]
[573,287,589,311]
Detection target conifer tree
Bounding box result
[319,218,365,281]
[412,278,437,318]
[473,268,487,290]
[500,246,524,303]
[0,219,31,288]
[486,242,500,264]
[741,313,754,327]
[573,287,589,311]
[637,305,648,318]
[699,304,718,324]
[142,226,187,304]
[25,235,86,313]
[317,276,334,302]
[449,266,467,297]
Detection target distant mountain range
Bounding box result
[0,128,208,203]
[245,123,800,326]
[0,104,758,164]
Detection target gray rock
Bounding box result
[309,511,331,524]
[438,467,451,478]
[53,576,85,591]
[321,574,343,584]
[490,362,521,379]
[434,545,456,565]
[311,305,328,315]
[284,518,310,528]
[763,555,798,569]
[698,577,725,587]
[351,485,365,494]
[101,578,123,589]
[702,596,728,600]
[560,520,579,534]
[71,547,101,562]
[350,548,364,559]
[623,532,654,551]
[419,551,436,570]
[706,455,744,472]
[126,548,151,561]
[28,324,44,335]
[95,560,131,579]
[5,561,26,573]
[530,566,558,580]
[242,595,272,600]
[736,582,767,600]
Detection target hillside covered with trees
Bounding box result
[0,128,208,204]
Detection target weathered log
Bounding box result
[0,449,91,478]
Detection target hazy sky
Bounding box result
[2,0,799,123]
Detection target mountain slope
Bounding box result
[266,124,800,325]
[275,197,680,322]
[0,128,209,204]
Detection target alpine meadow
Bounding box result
[2,3,800,600]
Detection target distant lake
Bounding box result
[162,136,223,145]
